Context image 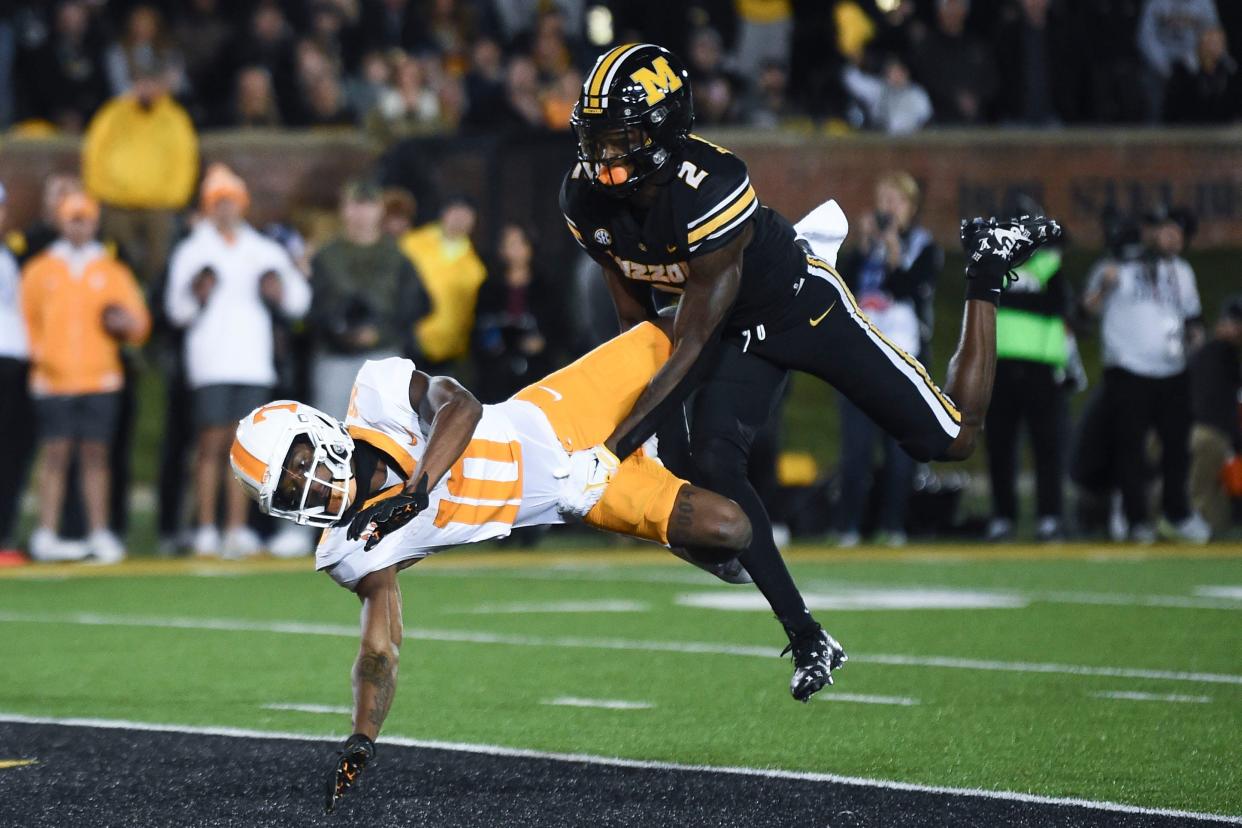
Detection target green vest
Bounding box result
[996,249,1068,368]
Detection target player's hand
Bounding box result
[556,444,619,518]
[325,733,375,814]
[347,473,429,550]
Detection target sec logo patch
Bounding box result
[594,228,612,246]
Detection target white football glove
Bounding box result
[556,444,620,517]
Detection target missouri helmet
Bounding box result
[571,43,693,196]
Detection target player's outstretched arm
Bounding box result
[937,299,997,461]
[348,373,484,548]
[326,564,402,812]
[604,226,752,459]
[408,371,483,488]
[350,565,403,739]
[938,216,1061,461]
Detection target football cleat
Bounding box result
[782,625,848,702]
[960,215,1062,290]
[325,733,375,814]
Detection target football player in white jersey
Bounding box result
[230,319,758,812]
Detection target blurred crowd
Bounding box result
[0,0,1240,564]
[0,0,1239,142]
[1,149,1239,564]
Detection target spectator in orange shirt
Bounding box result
[21,192,150,563]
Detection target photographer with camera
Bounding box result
[834,171,942,547]
[1081,204,1209,543]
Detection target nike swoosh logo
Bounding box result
[400,426,420,446]
[536,385,563,402]
[809,301,837,327]
[666,244,678,253]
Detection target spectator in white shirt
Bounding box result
[165,164,311,558]
[842,55,933,135]
[1083,205,1208,543]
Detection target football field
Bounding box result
[0,541,1240,826]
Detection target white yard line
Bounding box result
[422,568,1242,611]
[2,610,1242,686]
[542,697,653,710]
[262,703,352,715]
[1093,691,1212,704]
[1195,586,1242,600]
[815,693,919,706]
[455,600,649,614]
[0,712,1237,824]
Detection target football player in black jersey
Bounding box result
[560,43,1061,701]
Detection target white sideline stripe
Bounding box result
[1093,691,1212,704]
[423,568,1242,610]
[1196,586,1242,600]
[457,600,649,614]
[816,694,919,706]
[542,697,653,710]
[262,703,351,715]
[3,610,1242,687]
[798,580,1242,612]
[0,712,1237,825]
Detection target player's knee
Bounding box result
[716,499,752,551]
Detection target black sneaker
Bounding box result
[960,215,1062,291]
[781,625,848,702]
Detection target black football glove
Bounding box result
[960,215,1062,303]
[346,473,429,550]
[325,733,376,814]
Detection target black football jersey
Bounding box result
[560,135,804,332]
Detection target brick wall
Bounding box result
[3,129,1240,249]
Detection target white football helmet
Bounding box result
[231,400,355,528]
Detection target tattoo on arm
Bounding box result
[356,651,397,730]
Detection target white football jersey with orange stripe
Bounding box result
[316,358,570,589]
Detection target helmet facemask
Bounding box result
[269,431,355,528]
[572,118,671,197]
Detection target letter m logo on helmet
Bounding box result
[629,56,683,106]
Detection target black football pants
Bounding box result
[687,257,960,635]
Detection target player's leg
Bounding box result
[759,263,963,465]
[665,484,751,564]
[580,453,748,565]
[687,343,846,700]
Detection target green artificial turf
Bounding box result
[0,545,1239,818]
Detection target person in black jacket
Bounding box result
[1188,295,1242,537]
[473,222,565,404]
[1164,27,1242,124]
[834,171,942,547]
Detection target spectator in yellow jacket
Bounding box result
[400,195,486,366]
[21,193,150,565]
[82,58,198,285]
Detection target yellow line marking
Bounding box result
[0,543,1240,581]
[0,759,37,769]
